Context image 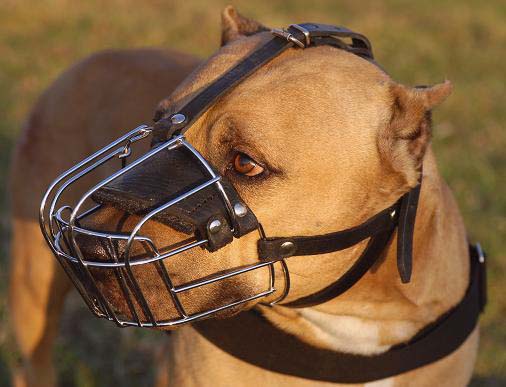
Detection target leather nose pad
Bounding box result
[91,146,257,252]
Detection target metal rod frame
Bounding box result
[40,125,282,328]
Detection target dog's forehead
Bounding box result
[218,46,392,123]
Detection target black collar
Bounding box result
[194,243,486,383]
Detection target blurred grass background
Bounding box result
[0,0,504,386]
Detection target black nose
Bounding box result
[73,232,127,263]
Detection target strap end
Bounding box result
[396,183,422,284]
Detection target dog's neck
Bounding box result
[258,148,470,356]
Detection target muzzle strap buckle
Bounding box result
[271,28,306,48]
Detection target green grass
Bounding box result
[0,0,504,385]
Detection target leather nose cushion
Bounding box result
[91,147,233,235]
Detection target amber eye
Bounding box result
[233,152,265,177]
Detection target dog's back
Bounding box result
[8,47,199,387]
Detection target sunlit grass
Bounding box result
[0,0,504,385]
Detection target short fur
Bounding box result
[8,7,477,386]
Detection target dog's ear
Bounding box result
[221,6,268,46]
[378,80,452,187]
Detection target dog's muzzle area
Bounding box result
[40,128,277,328]
[91,142,259,249]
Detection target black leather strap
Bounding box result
[292,23,373,58]
[257,200,401,308]
[176,37,294,135]
[258,201,398,260]
[152,37,294,143]
[397,181,422,283]
[284,224,396,308]
[257,183,421,306]
[194,244,486,383]
[152,24,375,143]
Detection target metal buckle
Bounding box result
[257,223,291,306]
[289,24,311,47]
[271,28,306,48]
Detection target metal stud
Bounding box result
[233,202,248,218]
[171,113,186,125]
[208,219,222,234]
[390,209,396,218]
[280,241,296,257]
[476,242,486,264]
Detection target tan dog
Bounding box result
[9,6,478,387]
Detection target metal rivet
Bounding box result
[476,243,485,263]
[233,202,248,217]
[171,113,186,125]
[390,210,396,218]
[208,219,222,234]
[280,241,296,256]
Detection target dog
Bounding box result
[9,6,479,386]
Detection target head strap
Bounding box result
[152,23,373,144]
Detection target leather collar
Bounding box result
[193,244,486,383]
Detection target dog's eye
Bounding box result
[233,152,264,177]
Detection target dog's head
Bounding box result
[74,7,452,328]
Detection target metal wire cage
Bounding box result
[39,125,282,328]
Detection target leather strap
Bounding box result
[152,23,374,143]
[257,185,420,306]
[194,244,486,383]
[258,199,401,308]
[152,37,293,143]
[293,23,373,58]
[397,181,422,283]
[258,201,398,260]
[284,224,396,308]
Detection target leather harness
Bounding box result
[151,23,487,381]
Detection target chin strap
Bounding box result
[397,180,422,283]
[257,181,421,307]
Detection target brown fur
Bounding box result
[8,7,477,386]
